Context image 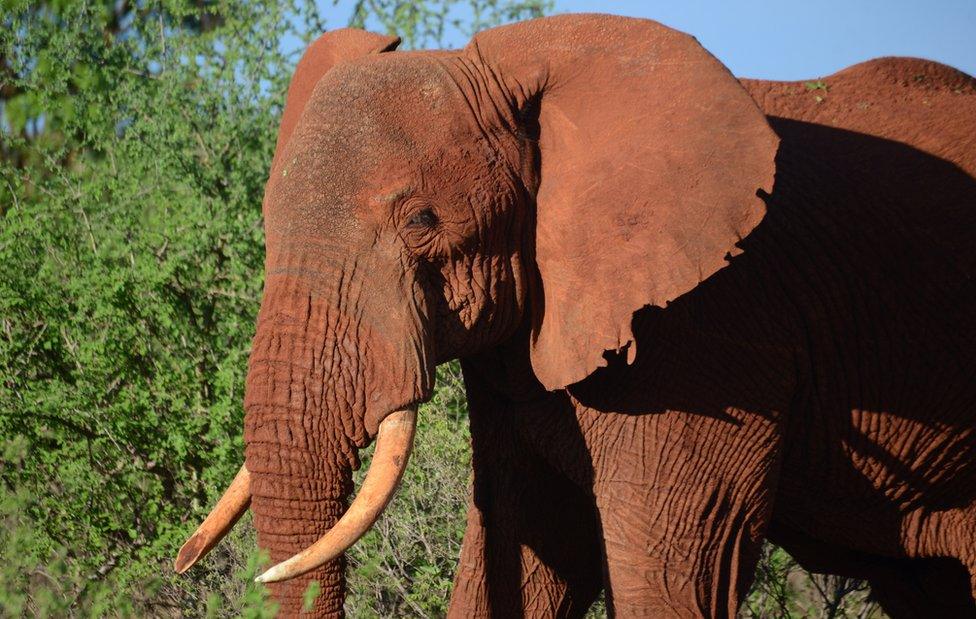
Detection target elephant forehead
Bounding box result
[263,131,366,241]
[309,55,464,146]
[265,124,423,242]
[265,56,475,236]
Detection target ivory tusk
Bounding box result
[254,407,417,584]
[174,464,251,574]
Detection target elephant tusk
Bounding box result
[254,407,417,584]
[174,464,251,574]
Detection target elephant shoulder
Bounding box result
[739,58,976,177]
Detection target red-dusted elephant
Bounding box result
[174,14,976,618]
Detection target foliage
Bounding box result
[1,0,299,613]
[744,544,881,619]
[0,0,881,616]
[346,0,549,49]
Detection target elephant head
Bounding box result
[174,14,777,616]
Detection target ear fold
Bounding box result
[266,28,400,197]
[468,15,778,390]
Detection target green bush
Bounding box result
[0,1,880,616]
[2,0,289,614]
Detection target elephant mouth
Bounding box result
[173,406,417,581]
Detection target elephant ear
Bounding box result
[468,15,778,390]
[266,28,400,196]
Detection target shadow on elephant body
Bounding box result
[749,118,976,566]
[479,118,976,613]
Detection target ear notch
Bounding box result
[469,14,778,390]
[269,28,400,181]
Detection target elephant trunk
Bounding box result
[242,278,367,617]
[246,447,348,616]
[255,407,416,584]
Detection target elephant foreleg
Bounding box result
[586,407,783,618]
[448,361,604,618]
[450,471,604,618]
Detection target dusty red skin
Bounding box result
[243,28,406,617]
[236,14,976,618]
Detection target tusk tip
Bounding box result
[254,564,283,584]
[173,465,251,575]
[174,533,204,574]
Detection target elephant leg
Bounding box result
[449,467,604,618]
[448,362,604,618]
[587,408,782,618]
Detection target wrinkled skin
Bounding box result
[240,15,976,618]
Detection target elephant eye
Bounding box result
[408,208,438,228]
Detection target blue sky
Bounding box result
[310,0,975,79]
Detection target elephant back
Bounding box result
[739,57,976,178]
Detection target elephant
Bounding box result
[172,13,976,618]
